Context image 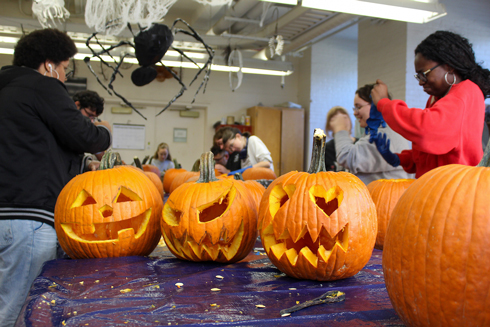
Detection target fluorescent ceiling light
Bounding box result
[72,53,292,76]
[302,0,446,24]
[0,34,289,76]
[260,0,298,4]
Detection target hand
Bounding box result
[329,113,351,134]
[87,160,100,171]
[374,133,400,167]
[371,79,389,106]
[215,164,230,174]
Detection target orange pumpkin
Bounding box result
[169,171,200,193]
[242,167,277,181]
[161,152,258,263]
[54,151,163,259]
[234,173,265,209]
[366,178,414,250]
[258,129,377,281]
[144,171,164,198]
[142,164,161,177]
[382,154,490,326]
[163,168,186,193]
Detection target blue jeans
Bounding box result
[0,220,57,327]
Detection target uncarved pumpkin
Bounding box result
[163,168,186,193]
[55,151,163,259]
[242,167,277,181]
[382,154,490,326]
[366,178,414,250]
[259,129,377,281]
[145,171,164,198]
[142,164,161,177]
[234,173,265,209]
[169,171,200,193]
[161,152,258,263]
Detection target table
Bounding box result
[16,241,404,326]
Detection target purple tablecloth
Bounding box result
[16,241,403,326]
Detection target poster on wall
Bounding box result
[112,123,146,150]
[173,128,187,143]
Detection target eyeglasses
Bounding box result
[81,107,98,122]
[224,137,237,152]
[353,104,370,112]
[65,69,74,79]
[414,63,442,82]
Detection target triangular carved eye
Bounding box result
[114,186,142,203]
[71,189,97,208]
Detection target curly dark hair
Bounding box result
[72,90,105,116]
[13,28,77,69]
[415,30,490,98]
[356,83,392,103]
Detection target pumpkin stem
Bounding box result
[307,128,327,174]
[477,138,490,167]
[196,152,219,183]
[99,150,123,170]
[234,172,244,181]
[133,156,143,169]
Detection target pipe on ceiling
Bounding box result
[229,2,266,34]
[212,0,259,35]
[281,13,359,54]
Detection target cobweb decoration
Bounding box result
[84,0,178,36]
[191,0,233,6]
[32,0,70,28]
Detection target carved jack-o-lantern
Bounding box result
[161,152,258,263]
[55,154,163,259]
[259,129,377,281]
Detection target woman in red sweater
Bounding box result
[371,30,490,178]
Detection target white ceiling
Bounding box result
[0,0,363,61]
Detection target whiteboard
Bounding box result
[112,124,146,150]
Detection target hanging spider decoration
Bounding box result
[83,19,214,119]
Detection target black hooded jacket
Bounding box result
[0,65,111,227]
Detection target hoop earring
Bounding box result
[445,72,456,86]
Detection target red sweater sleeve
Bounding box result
[398,150,416,174]
[377,95,464,155]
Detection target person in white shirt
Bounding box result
[214,126,274,172]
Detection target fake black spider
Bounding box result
[84,19,214,120]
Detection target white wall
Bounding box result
[0,54,301,170]
[301,25,359,167]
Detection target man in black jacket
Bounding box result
[0,29,111,327]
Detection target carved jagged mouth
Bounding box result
[262,223,349,268]
[60,209,152,242]
[162,222,245,261]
